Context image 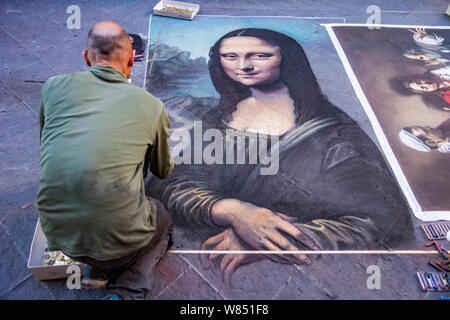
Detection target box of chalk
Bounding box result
[153,0,200,20]
[27,219,85,280]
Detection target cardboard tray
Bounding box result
[153,0,199,20]
[27,219,85,280]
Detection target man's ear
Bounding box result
[129,49,135,68]
[82,50,92,67]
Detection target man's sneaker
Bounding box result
[81,265,109,289]
[100,293,122,300]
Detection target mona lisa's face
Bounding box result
[219,36,282,87]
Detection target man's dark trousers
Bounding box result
[73,198,172,300]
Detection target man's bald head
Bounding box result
[83,21,135,78]
[87,21,131,59]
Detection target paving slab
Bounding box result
[0,2,78,54]
[1,62,56,112]
[0,83,40,200]
[0,28,39,78]
[0,275,55,300]
[35,36,87,76]
[0,225,32,296]
[146,253,192,299]
[154,259,225,300]
[0,202,39,258]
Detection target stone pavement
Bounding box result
[0,0,449,300]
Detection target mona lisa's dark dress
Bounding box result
[146,103,414,250]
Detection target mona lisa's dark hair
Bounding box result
[208,28,336,123]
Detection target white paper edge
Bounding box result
[196,15,346,20]
[325,24,450,222]
[321,23,450,29]
[142,14,153,89]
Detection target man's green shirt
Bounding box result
[37,66,174,261]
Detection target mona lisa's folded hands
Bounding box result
[200,228,263,287]
[408,28,427,39]
[210,199,320,265]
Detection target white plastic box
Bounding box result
[27,219,85,280]
[153,0,200,20]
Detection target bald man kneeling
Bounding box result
[37,21,174,300]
